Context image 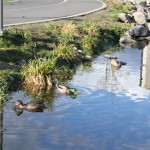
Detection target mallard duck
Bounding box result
[15,100,46,111]
[55,80,78,95]
[110,58,126,67]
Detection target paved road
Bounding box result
[4,0,106,26]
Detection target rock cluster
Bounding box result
[118,0,150,45]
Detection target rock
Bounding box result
[8,76,14,81]
[147,0,150,5]
[125,25,149,37]
[118,13,133,23]
[119,36,137,43]
[136,4,147,12]
[77,50,85,55]
[132,11,147,24]
[84,55,92,61]
[104,54,118,59]
[20,59,27,65]
[73,47,78,51]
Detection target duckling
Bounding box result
[110,58,126,68]
[15,100,46,111]
[55,80,78,95]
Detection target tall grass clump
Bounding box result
[79,21,101,55]
[53,43,79,68]
[21,57,57,86]
[54,44,77,60]
[58,22,80,44]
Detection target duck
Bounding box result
[55,79,78,95]
[110,58,126,68]
[15,100,46,111]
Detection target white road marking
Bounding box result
[4,1,107,27]
[5,0,68,11]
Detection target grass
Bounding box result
[0,1,131,100]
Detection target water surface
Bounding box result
[2,44,150,150]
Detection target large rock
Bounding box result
[133,11,147,24]
[147,0,150,4]
[123,0,149,4]
[119,36,137,43]
[126,25,149,37]
[118,13,133,23]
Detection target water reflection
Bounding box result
[3,41,150,150]
[73,42,150,101]
[13,100,47,116]
[0,110,3,150]
[140,41,150,90]
[120,40,149,50]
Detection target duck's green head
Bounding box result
[69,88,78,95]
[69,94,77,99]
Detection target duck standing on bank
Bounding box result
[14,100,46,112]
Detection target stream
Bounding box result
[1,42,150,150]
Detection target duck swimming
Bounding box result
[15,100,46,111]
[55,79,78,95]
[110,58,126,68]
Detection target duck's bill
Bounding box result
[74,91,79,95]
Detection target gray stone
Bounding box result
[119,36,137,43]
[118,13,133,23]
[133,11,147,24]
[8,76,14,81]
[126,25,149,37]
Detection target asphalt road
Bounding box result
[3,0,106,26]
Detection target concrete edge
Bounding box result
[4,0,107,27]
[4,0,19,4]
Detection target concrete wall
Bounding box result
[140,42,150,89]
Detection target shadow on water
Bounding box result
[2,41,150,150]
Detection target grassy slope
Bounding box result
[1,0,133,71]
[0,1,132,100]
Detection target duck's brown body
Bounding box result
[55,80,78,95]
[57,84,70,94]
[15,100,46,111]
